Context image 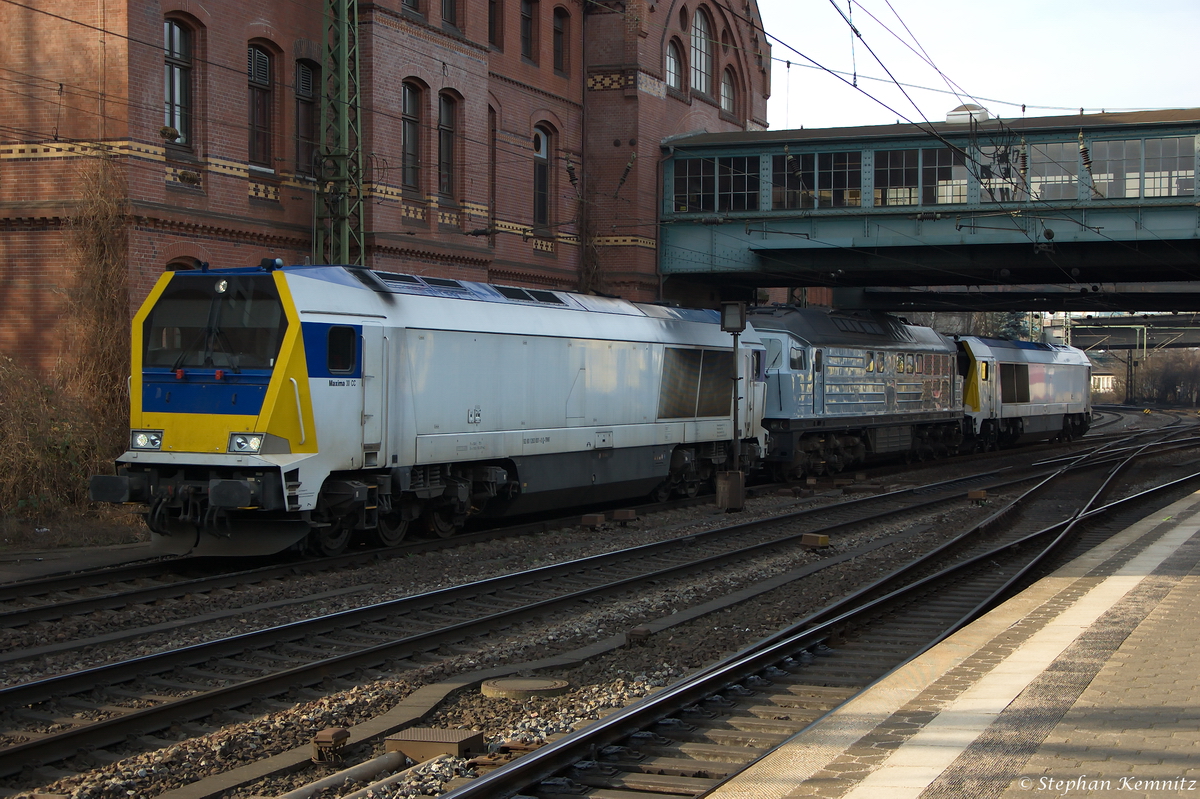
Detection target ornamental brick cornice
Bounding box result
[129,206,309,249]
[486,71,583,109]
[369,238,491,268]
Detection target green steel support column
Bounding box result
[316,0,365,266]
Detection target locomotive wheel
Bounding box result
[309,524,351,557]
[684,482,699,498]
[652,482,672,503]
[372,514,410,547]
[421,507,458,538]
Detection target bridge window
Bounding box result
[980,144,1025,203]
[1144,136,1194,197]
[818,152,862,207]
[1029,142,1077,201]
[772,153,815,209]
[675,157,715,212]
[675,156,759,212]
[922,147,968,204]
[874,149,918,206]
[1091,139,1140,198]
[718,156,759,211]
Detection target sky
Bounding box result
[755,0,1200,131]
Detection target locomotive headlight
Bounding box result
[131,430,163,450]
[228,433,263,453]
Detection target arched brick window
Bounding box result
[666,40,683,90]
[163,19,192,147]
[690,9,712,96]
[248,45,273,167]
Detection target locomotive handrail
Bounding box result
[290,377,306,444]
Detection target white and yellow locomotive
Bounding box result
[90,263,768,556]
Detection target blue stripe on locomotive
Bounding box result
[301,322,363,379]
[142,370,272,414]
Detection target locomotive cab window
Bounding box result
[328,326,357,373]
[980,361,989,381]
[812,349,822,372]
[790,347,806,371]
[143,274,287,370]
[764,338,783,369]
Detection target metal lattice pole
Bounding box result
[316,0,365,266]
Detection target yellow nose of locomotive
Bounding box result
[129,270,314,456]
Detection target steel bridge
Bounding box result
[660,108,1200,312]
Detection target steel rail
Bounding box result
[0,468,1030,777]
[440,459,1200,799]
[2,432,1189,782]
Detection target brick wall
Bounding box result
[0,0,773,373]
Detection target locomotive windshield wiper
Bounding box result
[207,324,242,373]
[168,289,240,373]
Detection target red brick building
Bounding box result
[0,0,770,372]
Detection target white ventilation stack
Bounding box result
[946,103,990,124]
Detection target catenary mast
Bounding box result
[316,0,365,265]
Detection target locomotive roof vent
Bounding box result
[423,277,466,289]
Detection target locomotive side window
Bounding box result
[906,354,915,373]
[915,354,923,374]
[790,347,806,370]
[980,361,989,381]
[866,351,874,372]
[328,326,357,373]
[697,350,735,415]
[896,353,905,372]
[813,349,822,372]
[877,353,885,372]
[658,347,733,418]
[1000,362,1031,403]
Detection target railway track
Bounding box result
[437,437,1200,799]
[0,412,1170,637]
[0,489,733,634]
[2,429,1196,792]
[0,431,1152,637]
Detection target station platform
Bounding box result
[710,489,1200,799]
